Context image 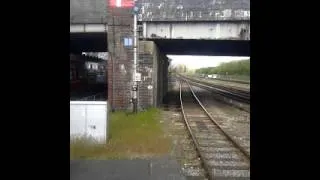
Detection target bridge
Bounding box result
[70,0,250,110]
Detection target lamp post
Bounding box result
[132,2,139,113]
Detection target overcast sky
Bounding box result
[168,55,250,69]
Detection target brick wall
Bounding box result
[138,41,168,109]
[107,7,134,110]
[107,6,169,110]
[138,41,155,109]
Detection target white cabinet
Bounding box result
[70,101,109,144]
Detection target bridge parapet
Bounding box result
[70,0,250,23]
[70,12,108,24]
[70,0,107,23]
[137,0,250,22]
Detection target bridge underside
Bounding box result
[70,33,107,53]
[70,33,248,56]
[150,39,249,56]
[69,34,249,110]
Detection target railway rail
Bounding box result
[198,76,250,85]
[177,74,250,105]
[178,74,249,94]
[179,79,250,180]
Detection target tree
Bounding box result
[195,59,250,76]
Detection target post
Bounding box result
[132,2,138,113]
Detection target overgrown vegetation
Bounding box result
[70,108,171,159]
[195,59,250,76]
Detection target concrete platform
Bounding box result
[70,156,186,180]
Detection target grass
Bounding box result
[70,108,171,160]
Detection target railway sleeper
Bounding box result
[211,169,250,179]
[207,161,249,170]
[203,153,246,161]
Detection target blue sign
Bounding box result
[124,37,133,47]
[133,6,139,14]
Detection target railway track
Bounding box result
[177,74,250,105]
[179,79,250,180]
[197,77,250,85]
[178,74,249,94]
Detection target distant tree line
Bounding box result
[195,60,250,76]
